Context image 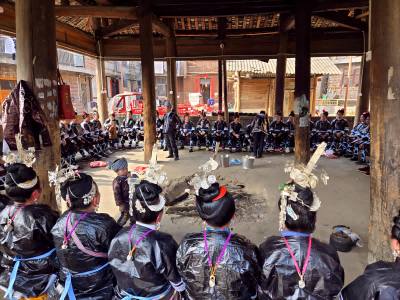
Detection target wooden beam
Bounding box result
[152,14,172,37]
[250,15,254,29]
[55,5,138,19]
[275,15,288,116]
[208,17,212,30]
[256,15,261,29]
[60,0,70,5]
[217,17,227,39]
[270,14,277,27]
[71,0,90,6]
[165,19,177,110]
[175,27,278,37]
[181,18,185,29]
[355,50,370,122]
[355,11,369,19]
[312,11,368,31]
[223,59,229,125]
[282,13,295,31]
[218,60,222,111]
[195,17,199,30]
[201,17,205,30]
[96,19,139,38]
[263,14,270,28]
[187,17,191,30]
[228,16,232,29]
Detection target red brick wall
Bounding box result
[84,56,96,70]
[0,66,17,79]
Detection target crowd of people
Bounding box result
[60,101,370,176]
[0,142,396,300]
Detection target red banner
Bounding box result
[210,77,215,99]
[195,77,200,93]
[202,74,209,78]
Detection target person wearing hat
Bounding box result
[211,111,228,153]
[47,171,122,300]
[109,158,134,226]
[312,110,332,151]
[283,111,295,153]
[163,101,181,161]
[0,163,59,299]
[177,179,260,299]
[267,111,285,153]
[329,108,349,154]
[81,111,108,158]
[227,113,244,153]
[249,110,269,158]
[135,112,145,149]
[109,180,185,300]
[178,113,195,152]
[196,110,211,151]
[343,111,369,158]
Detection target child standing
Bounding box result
[108,157,134,226]
[109,121,119,150]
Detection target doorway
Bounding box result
[200,78,211,104]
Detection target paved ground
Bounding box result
[0,145,370,298]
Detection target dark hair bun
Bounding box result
[60,173,93,203]
[135,180,162,206]
[197,183,221,203]
[392,211,400,243]
[6,163,36,187]
[289,183,314,216]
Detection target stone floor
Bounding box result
[0,144,371,299]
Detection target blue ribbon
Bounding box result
[5,248,56,299]
[60,262,110,300]
[122,286,171,300]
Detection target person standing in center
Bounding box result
[249,110,269,158]
[163,101,181,161]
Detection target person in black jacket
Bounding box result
[91,110,112,155]
[178,113,195,152]
[283,111,295,153]
[227,113,243,153]
[312,110,332,151]
[121,111,136,150]
[109,180,184,300]
[342,210,400,300]
[196,111,211,151]
[156,111,165,150]
[60,119,81,169]
[329,108,349,154]
[81,111,108,158]
[177,176,260,300]
[211,111,229,153]
[267,111,285,153]
[70,113,102,159]
[250,110,269,158]
[135,113,145,149]
[163,101,181,161]
[258,149,344,299]
[343,111,370,158]
[47,171,122,300]
[242,124,254,153]
[104,113,121,149]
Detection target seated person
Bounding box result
[135,113,145,149]
[243,124,254,153]
[211,111,228,153]
[342,210,400,300]
[47,171,122,300]
[227,113,244,153]
[178,113,195,152]
[109,180,185,300]
[177,165,260,300]
[329,108,349,154]
[121,110,136,150]
[258,145,344,299]
[195,111,211,151]
[156,111,165,149]
[0,163,59,299]
[312,110,332,151]
[283,111,295,153]
[267,111,285,153]
[342,111,369,157]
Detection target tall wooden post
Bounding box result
[344,56,352,115]
[237,71,241,112]
[139,0,156,162]
[223,59,229,125]
[165,19,177,110]
[274,18,288,115]
[218,60,223,111]
[93,18,108,125]
[311,74,318,116]
[355,53,370,122]
[368,0,400,263]
[16,0,60,210]
[294,0,311,165]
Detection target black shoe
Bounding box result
[350,156,359,161]
[95,154,103,159]
[81,155,90,161]
[355,160,366,165]
[163,148,169,151]
[180,145,184,150]
[344,152,353,158]
[101,152,109,158]
[166,155,174,158]
[174,157,180,161]
[189,148,193,152]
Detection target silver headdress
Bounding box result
[279,143,329,231]
[3,134,36,168]
[188,158,219,195]
[127,158,168,215]
[48,164,78,210]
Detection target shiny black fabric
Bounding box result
[163,111,181,133]
[0,204,59,298]
[258,235,344,300]
[177,231,260,300]
[47,210,122,300]
[113,176,130,214]
[342,260,400,300]
[2,80,53,150]
[315,120,332,132]
[109,224,182,299]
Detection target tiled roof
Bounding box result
[227,57,342,77]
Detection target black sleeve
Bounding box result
[104,218,123,248]
[159,238,182,285]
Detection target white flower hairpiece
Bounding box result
[3,134,36,168]
[189,158,219,195]
[48,164,79,210]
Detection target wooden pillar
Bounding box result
[223,59,229,125]
[274,18,288,115]
[218,60,223,111]
[344,56,353,116]
[355,53,370,122]
[139,0,156,162]
[92,18,108,125]
[311,74,318,116]
[288,92,295,114]
[16,0,60,210]
[269,80,275,116]
[165,19,177,110]
[294,0,311,165]
[265,84,271,114]
[368,0,400,263]
[237,71,241,112]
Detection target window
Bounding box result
[123,78,128,88]
[341,67,360,87]
[0,80,15,90]
[156,77,167,97]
